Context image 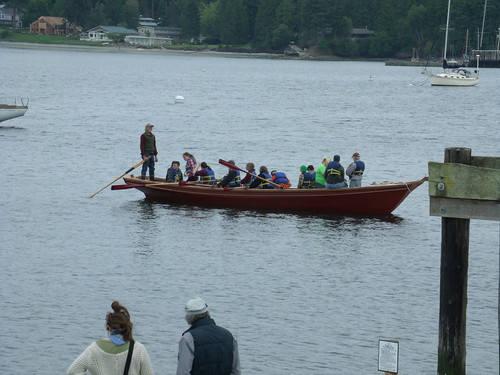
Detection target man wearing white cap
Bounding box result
[176,297,241,375]
[346,152,365,187]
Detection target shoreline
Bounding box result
[2,41,496,67]
[0,41,302,59]
[0,41,385,63]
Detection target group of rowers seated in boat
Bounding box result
[165,152,365,189]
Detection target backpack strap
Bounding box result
[123,340,135,375]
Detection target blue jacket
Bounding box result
[260,172,274,188]
[303,172,315,188]
[351,160,365,176]
[272,172,289,185]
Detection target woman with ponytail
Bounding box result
[67,301,154,375]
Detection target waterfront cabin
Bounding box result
[137,25,182,43]
[0,4,23,29]
[80,26,138,42]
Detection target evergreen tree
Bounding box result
[103,0,124,26]
[123,0,139,29]
[52,0,91,26]
[22,0,51,25]
[180,0,200,41]
[217,0,248,45]
[87,2,107,28]
[200,1,219,42]
[254,0,280,48]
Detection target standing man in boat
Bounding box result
[140,123,158,181]
[176,297,241,375]
[346,152,365,187]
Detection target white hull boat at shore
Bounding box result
[0,98,29,122]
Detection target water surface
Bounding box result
[0,46,498,374]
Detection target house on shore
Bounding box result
[351,28,375,40]
[80,26,138,42]
[137,25,182,43]
[125,24,181,47]
[0,4,23,28]
[30,16,81,35]
[125,35,173,47]
[138,16,157,27]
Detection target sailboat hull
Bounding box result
[0,105,28,122]
[430,72,478,86]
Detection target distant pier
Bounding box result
[471,50,500,68]
[384,59,441,67]
[386,50,500,68]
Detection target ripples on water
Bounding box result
[0,46,498,374]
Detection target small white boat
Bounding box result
[0,98,29,122]
[429,0,479,86]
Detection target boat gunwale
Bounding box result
[122,176,427,197]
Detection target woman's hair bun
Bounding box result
[111,301,121,312]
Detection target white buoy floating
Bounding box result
[174,95,185,104]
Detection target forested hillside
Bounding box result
[7,0,500,58]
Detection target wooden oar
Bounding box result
[113,182,187,190]
[112,181,217,191]
[88,157,150,198]
[218,159,282,189]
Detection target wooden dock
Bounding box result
[428,148,499,375]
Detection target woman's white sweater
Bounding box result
[67,340,154,375]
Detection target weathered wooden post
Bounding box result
[429,147,500,375]
[438,148,470,375]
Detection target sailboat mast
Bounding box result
[480,0,487,48]
[444,0,451,60]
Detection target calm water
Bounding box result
[0,45,499,374]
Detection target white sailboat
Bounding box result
[0,98,29,123]
[430,0,479,86]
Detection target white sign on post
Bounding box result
[378,339,399,373]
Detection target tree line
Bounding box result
[7,0,500,58]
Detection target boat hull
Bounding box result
[119,176,428,215]
[430,72,478,86]
[0,105,28,122]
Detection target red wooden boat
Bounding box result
[113,175,428,215]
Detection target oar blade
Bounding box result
[111,184,143,190]
[218,159,244,173]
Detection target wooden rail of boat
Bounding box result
[117,175,428,215]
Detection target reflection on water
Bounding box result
[140,197,404,224]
